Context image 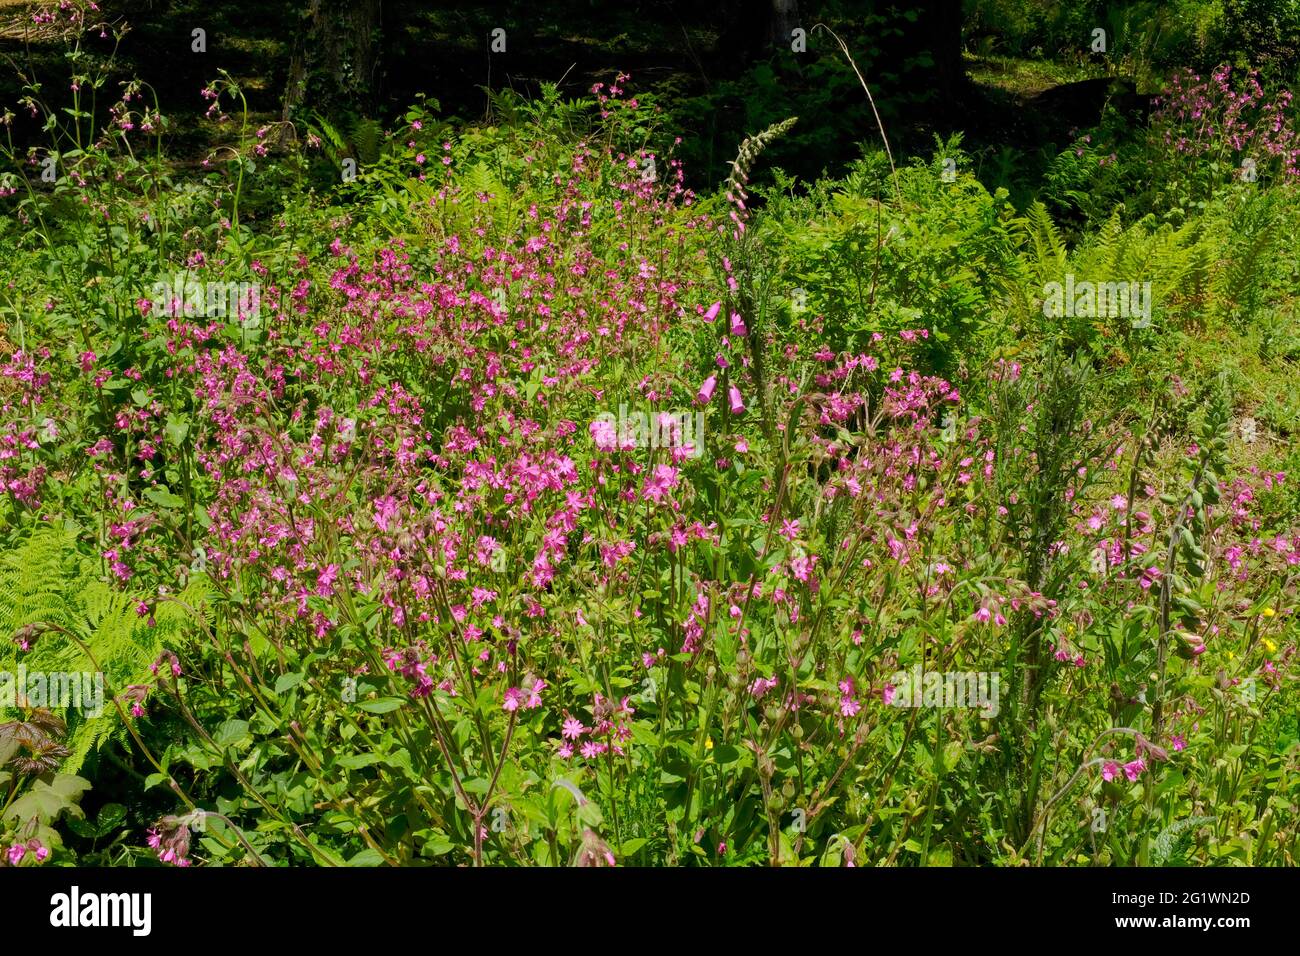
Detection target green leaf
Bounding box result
[213,719,251,748]
[3,774,89,824]
[96,802,126,834]
[619,837,648,856]
[144,486,185,509]
[336,753,381,770]
[164,415,190,446]
[357,697,406,714]
[274,672,305,695]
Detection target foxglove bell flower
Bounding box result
[728,385,745,415]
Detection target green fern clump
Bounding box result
[0,528,211,775]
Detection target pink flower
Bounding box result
[703,301,721,322]
[728,385,745,415]
[373,494,400,532]
[524,678,545,709]
[729,312,747,336]
[562,717,585,739]
[697,375,717,405]
[6,845,24,865]
[1101,761,1121,782]
[641,464,680,503]
[502,687,523,712]
[1123,758,1146,782]
[590,416,617,450]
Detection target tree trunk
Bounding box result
[282,0,382,126]
[767,0,800,50]
[931,0,964,100]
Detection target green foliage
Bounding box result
[0,3,1296,870]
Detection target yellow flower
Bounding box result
[1263,638,1277,653]
[705,737,714,751]
[1262,607,1275,618]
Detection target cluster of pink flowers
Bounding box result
[557,694,635,760]
[5,840,49,866]
[1152,65,1300,181]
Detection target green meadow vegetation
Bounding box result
[0,0,1295,867]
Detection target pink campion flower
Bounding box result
[1123,758,1146,782]
[734,437,749,453]
[728,385,745,415]
[1170,735,1186,752]
[590,416,617,450]
[147,820,192,866]
[524,678,545,709]
[1101,761,1121,782]
[641,464,679,503]
[502,687,523,712]
[974,606,992,624]
[6,844,24,865]
[562,717,585,739]
[790,555,817,583]
[838,678,861,717]
[372,494,400,532]
[316,564,339,596]
[780,519,800,541]
[696,375,717,405]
